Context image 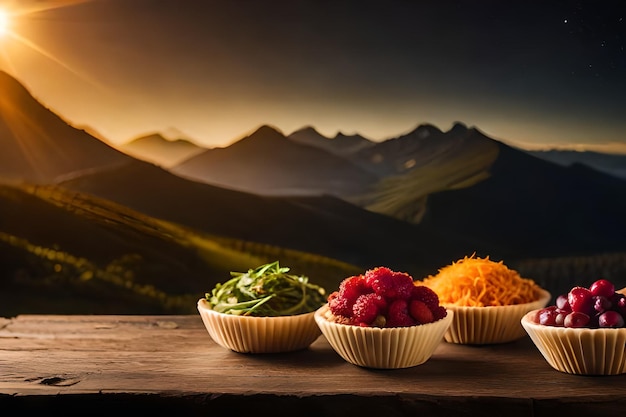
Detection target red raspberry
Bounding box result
[339,275,369,302]
[329,275,375,320]
[364,267,392,290]
[352,293,387,326]
[391,271,415,299]
[365,267,414,300]
[432,305,447,321]
[386,299,417,327]
[409,299,434,324]
[411,285,440,310]
[328,291,352,318]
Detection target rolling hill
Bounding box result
[0,182,362,317]
[351,124,500,222]
[2,68,626,314]
[420,140,626,257]
[58,158,479,280]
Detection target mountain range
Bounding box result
[1,69,626,315]
[171,125,379,197]
[527,149,626,180]
[120,132,205,168]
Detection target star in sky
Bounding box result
[562,0,625,80]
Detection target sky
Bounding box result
[0,0,624,152]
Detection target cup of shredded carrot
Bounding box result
[418,255,551,345]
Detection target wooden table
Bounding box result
[0,314,624,417]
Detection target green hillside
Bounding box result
[358,138,499,223]
[0,183,361,317]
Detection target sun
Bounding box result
[0,1,104,88]
[0,8,11,38]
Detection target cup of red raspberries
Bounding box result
[314,266,453,369]
[326,266,447,327]
[521,279,626,375]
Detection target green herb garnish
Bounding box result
[206,261,327,316]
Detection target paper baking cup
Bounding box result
[521,310,626,375]
[197,299,321,353]
[314,304,453,369]
[443,289,551,345]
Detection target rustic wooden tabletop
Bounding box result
[0,314,624,417]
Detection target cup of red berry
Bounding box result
[314,266,453,369]
[521,278,626,375]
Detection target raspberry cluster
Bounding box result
[327,266,447,328]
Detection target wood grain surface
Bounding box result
[0,314,623,416]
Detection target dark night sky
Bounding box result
[0,0,624,152]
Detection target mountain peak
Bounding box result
[228,124,290,149]
[290,125,324,137]
[120,133,205,168]
[413,123,444,137]
[252,124,284,137]
[449,121,469,134]
[127,132,167,144]
[334,131,360,140]
[287,126,373,156]
[0,70,131,183]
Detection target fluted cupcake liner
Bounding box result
[197,298,321,353]
[522,310,626,375]
[315,304,453,369]
[443,289,551,345]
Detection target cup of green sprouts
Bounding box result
[197,261,327,353]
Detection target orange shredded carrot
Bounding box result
[419,255,541,306]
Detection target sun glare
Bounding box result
[0,1,104,89]
[0,9,11,38]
